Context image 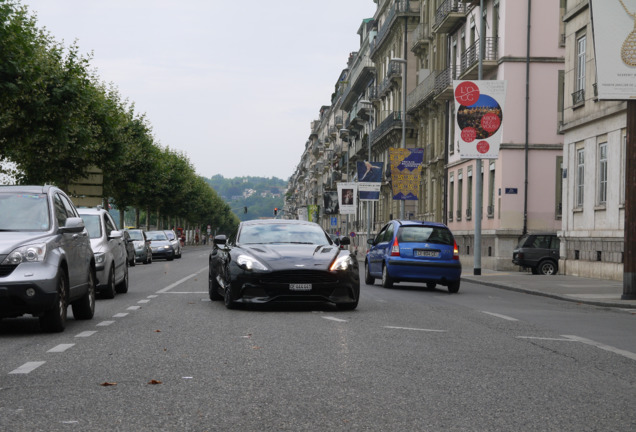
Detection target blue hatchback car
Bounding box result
[365,220,462,293]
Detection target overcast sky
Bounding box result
[23,0,377,180]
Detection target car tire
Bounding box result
[72,269,96,320]
[177,249,182,259]
[116,263,129,294]
[208,267,223,301]
[426,282,437,290]
[447,281,460,294]
[364,262,375,285]
[538,259,558,275]
[337,300,358,311]
[40,269,68,333]
[102,266,116,299]
[130,257,136,267]
[381,265,393,288]
[168,256,174,261]
[224,281,237,310]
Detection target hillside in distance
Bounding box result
[204,175,287,221]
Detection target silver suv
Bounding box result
[0,185,96,332]
[78,207,128,298]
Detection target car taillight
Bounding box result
[390,237,400,256]
[453,240,459,260]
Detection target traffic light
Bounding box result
[274,207,278,216]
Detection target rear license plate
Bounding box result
[290,283,312,291]
[415,250,439,258]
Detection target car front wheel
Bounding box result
[40,269,68,332]
[209,267,223,301]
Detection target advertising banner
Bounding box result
[356,161,383,201]
[323,191,339,215]
[453,80,506,159]
[307,205,320,223]
[388,148,424,201]
[337,182,357,215]
[590,0,636,99]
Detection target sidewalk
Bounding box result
[461,268,636,309]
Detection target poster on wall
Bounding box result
[337,182,357,215]
[590,0,636,99]
[323,191,339,214]
[389,148,424,200]
[453,80,506,159]
[356,161,383,201]
[307,205,320,223]
[297,206,308,221]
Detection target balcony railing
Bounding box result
[434,0,467,33]
[459,37,498,76]
[466,207,472,220]
[411,23,432,53]
[370,111,414,144]
[407,70,437,112]
[434,65,461,99]
[448,210,454,221]
[456,209,462,221]
[572,89,585,106]
[370,0,420,57]
[487,205,494,217]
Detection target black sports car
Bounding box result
[208,219,360,310]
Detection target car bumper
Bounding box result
[151,248,174,259]
[386,258,462,284]
[0,262,59,318]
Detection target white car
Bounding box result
[164,230,182,258]
[78,207,128,298]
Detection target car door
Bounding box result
[55,193,89,294]
[105,213,126,281]
[368,223,392,276]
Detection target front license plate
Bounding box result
[415,250,439,258]
[290,283,312,291]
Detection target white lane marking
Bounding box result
[147,295,158,299]
[138,299,150,304]
[481,311,518,321]
[166,291,207,294]
[97,321,115,327]
[562,335,636,361]
[384,326,446,332]
[47,344,75,353]
[517,336,575,342]
[156,268,206,294]
[323,316,348,323]
[75,331,97,338]
[127,306,141,311]
[9,361,46,374]
[113,313,128,318]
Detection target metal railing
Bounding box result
[435,0,467,29]
[460,37,498,74]
[572,89,585,105]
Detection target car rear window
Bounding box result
[397,226,454,245]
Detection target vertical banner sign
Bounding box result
[323,191,339,215]
[453,80,507,159]
[307,205,320,223]
[357,161,384,201]
[337,182,357,215]
[297,207,308,221]
[389,148,424,200]
[590,0,636,99]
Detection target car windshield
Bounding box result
[80,215,102,239]
[397,226,454,245]
[128,230,145,241]
[147,231,168,241]
[165,231,175,240]
[0,192,50,231]
[238,223,330,245]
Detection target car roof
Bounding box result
[240,219,318,227]
[77,207,107,215]
[0,185,54,194]
[391,220,449,229]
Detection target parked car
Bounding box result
[125,229,152,264]
[0,185,96,332]
[209,219,359,310]
[146,230,175,261]
[365,220,462,293]
[512,233,560,275]
[123,230,136,267]
[164,229,182,258]
[78,207,128,298]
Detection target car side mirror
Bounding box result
[109,230,123,240]
[339,236,351,246]
[367,238,375,246]
[214,235,227,247]
[59,217,85,234]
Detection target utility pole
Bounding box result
[623,100,636,299]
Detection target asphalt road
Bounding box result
[1,247,635,431]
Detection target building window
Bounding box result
[457,169,463,221]
[576,148,585,208]
[556,156,563,218]
[467,167,473,220]
[488,162,495,218]
[597,143,607,205]
[573,33,586,105]
[621,132,627,205]
[449,173,454,221]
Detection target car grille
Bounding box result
[0,264,18,277]
[259,270,338,285]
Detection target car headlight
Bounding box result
[237,254,268,271]
[2,243,47,265]
[163,245,171,250]
[94,252,106,264]
[330,254,354,271]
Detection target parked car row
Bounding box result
[0,184,188,333]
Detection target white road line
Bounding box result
[156,268,206,294]
[127,306,141,311]
[97,321,115,327]
[9,361,46,374]
[166,291,207,294]
[516,336,575,342]
[47,344,75,353]
[562,335,636,361]
[384,326,446,332]
[138,299,150,304]
[481,311,518,321]
[113,313,128,318]
[323,316,348,323]
[147,295,158,299]
[75,331,97,338]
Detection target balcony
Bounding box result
[411,23,432,55]
[329,126,338,138]
[572,89,585,107]
[388,60,403,83]
[335,116,343,128]
[456,209,462,221]
[448,210,453,222]
[370,0,420,58]
[341,55,376,111]
[434,0,467,34]
[407,70,437,112]
[369,85,380,101]
[458,38,499,79]
[434,65,461,101]
[370,111,415,145]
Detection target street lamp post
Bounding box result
[360,100,374,247]
[391,57,407,219]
